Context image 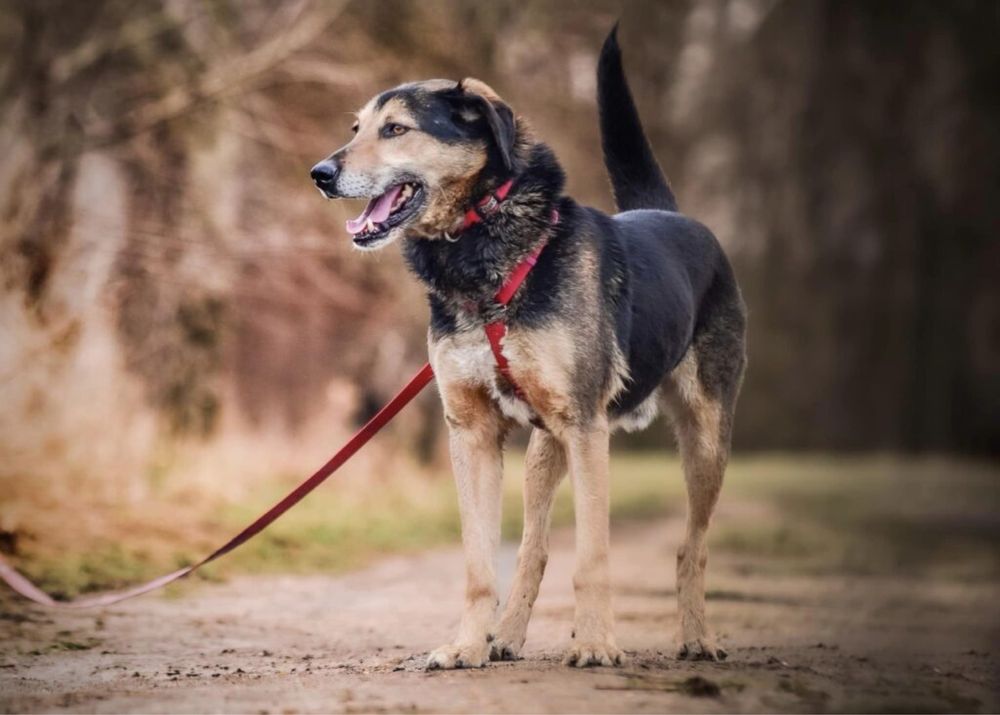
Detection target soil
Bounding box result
[1,518,997,713]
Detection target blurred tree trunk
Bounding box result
[664,0,1000,452]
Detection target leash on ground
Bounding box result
[0,363,435,609]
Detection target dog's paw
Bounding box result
[562,641,625,668]
[425,642,490,671]
[488,637,522,662]
[678,638,728,662]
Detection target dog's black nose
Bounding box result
[310,161,340,188]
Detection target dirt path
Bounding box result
[1,517,997,713]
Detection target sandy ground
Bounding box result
[1,515,998,714]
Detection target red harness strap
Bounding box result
[484,242,546,398]
[455,179,559,400]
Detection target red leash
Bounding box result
[0,185,555,610]
[0,364,434,608]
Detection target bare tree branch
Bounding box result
[88,0,349,147]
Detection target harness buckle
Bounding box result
[476,193,500,218]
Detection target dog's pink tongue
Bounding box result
[345,185,403,235]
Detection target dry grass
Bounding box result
[2,453,998,599]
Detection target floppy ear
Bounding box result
[456,78,517,172]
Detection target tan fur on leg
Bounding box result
[561,417,623,667]
[492,429,567,660]
[426,382,506,670]
[662,350,729,661]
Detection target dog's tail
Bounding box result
[597,23,677,212]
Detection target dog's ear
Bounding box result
[453,78,517,172]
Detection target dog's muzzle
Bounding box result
[310,160,341,198]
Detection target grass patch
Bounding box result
[712,454,1000,578]
[5,453,998,598]
[712,522,833,560]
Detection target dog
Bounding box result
[311,25,746,669]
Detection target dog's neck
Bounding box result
[402,141,566,311]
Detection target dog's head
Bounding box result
[311,78,517,250]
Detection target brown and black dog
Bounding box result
[311,26,746,669]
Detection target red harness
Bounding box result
[457,179,558,400]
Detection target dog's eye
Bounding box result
[350,122,359,134]
[380,123,409,138]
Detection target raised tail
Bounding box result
[597,23,677,212]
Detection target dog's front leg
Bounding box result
[492,428,567,660]
[426,386,505,670]
[562,417,623,667]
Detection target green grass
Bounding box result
[9,453,999,599]
[713,454,1000,578]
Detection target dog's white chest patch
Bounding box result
[432,330,536,427]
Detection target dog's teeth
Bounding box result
[391,186,412,212]
[366,218,376,233]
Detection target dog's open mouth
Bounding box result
[345,182,423,246]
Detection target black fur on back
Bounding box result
[597,24,677,212]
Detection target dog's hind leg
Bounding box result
[492,428,567,660]
[662,298,745,661]
[662,350,729,661]
[427,384,507,670]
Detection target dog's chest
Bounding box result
[430,328,537,426]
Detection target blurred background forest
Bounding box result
[0,0,998,594]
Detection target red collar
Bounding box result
[459,179,515,232]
